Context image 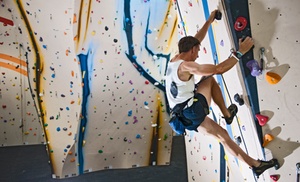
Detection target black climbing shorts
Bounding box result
[182,93,209,132]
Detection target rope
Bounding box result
[175,1,187,37]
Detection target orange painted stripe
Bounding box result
[0,62,28,76]
[0,53,27,67]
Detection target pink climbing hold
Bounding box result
[270,174,279,181]
[255,114,269,126]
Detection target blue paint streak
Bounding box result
[123,0,167,92]
[124,0,172,112]
[77,53,91,174]
[202,0,234,180]
[144,11,171,76]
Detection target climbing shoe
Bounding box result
[252,158,280,178]
[223,104,238,125]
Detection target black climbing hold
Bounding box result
[235,136,242,146]
[215,10,222,20]
[234,93,244,106]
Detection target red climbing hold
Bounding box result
[270,174,279,181]
[255,114,269,126]
[234,17,247,31]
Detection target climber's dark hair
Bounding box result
[178,36,200,53]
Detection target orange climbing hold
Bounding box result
[255,114,269,126]
[266,72,281,84]
[270,174,279,181]
[263,133,274,147]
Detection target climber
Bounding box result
[165,10,279,177]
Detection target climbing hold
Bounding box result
[263,133,274,147]
[234,17,247,31]
[136,134,141,139]
[234,93,244,106]
[246,60,262,77]
[128,110,132,116]
[266,72,281,84]
[255,114,269,126]
[234,136,242,146]
[214,10,222,20]
[270,174,279,181]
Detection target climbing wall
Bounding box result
[2,0,298,181]
[0,0,177,178]
[0,1,44,146]
[249,0,300,181]
[176,0,273,181]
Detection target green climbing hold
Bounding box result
[163,134,168,141]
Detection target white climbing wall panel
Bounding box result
[0,0,177,178]
[249,0,300,181]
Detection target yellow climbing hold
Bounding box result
[224,154,228,161]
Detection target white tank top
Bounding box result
[165,60,194,109]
